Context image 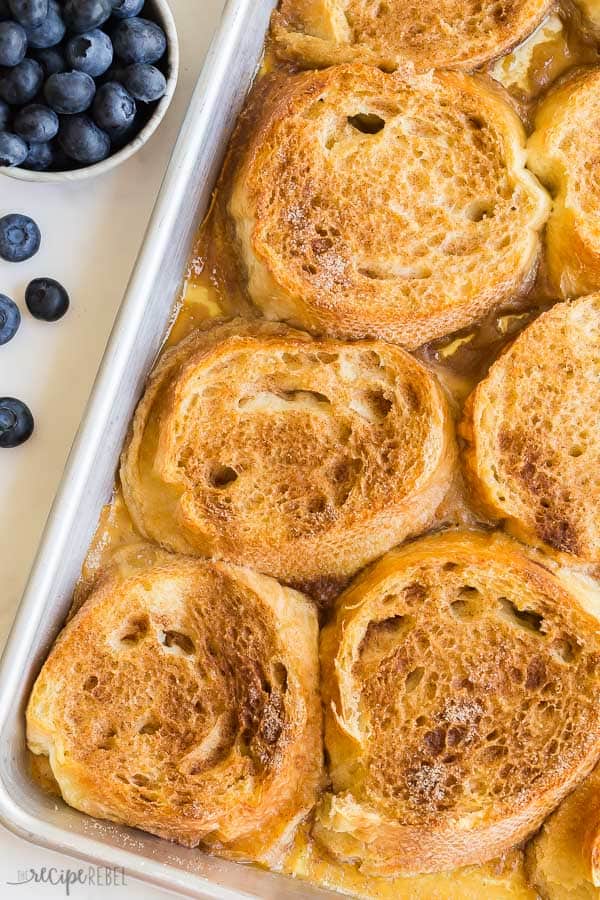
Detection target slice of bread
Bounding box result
[285,830,536,899]
[230,65,550,349]
[526,763,600,899]
[528,69,600,297]
[460,294,600,563]
[272,0,552,72]
[26,544,322,864]
[120,319,456,584]
[315,530,600,875]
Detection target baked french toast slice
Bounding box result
[26,544,322,864]
[316,530,600,875]
[460,293,600,563]
[230,64,550,348]
[272,0,552,72]
[528,69,600,297]
[121,319,455,584]
[526,763,600,899]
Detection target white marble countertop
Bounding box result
[0,1,225,895]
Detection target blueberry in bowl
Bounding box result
[23,136,54,168]
[14,102,59,141]
[66,28,113,76]
[0,129,28,165]
[92,80,135,136]
[121,61,165,102]
[0,57,44,104]
[0,20,27,66]
[59,113,110,163]
[44,70,96,114]
[8,0,48,29]
[24,0,65,49]
[32,46,67,76]
[0,99,10,129]
[0,0,178,181]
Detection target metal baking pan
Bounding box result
[0,1,333,897]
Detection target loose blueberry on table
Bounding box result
[0,211,70,447]
[25,276,69,320]
[0,0,169,171]
[0,212,40,261]
[0,292,20,344]
[0,396,34,448]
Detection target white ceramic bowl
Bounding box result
[1,0,179,182]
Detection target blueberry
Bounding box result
[112,17,166,65]
[26,276,69,320]
[110,0,143,19]
[92,80,134,134]
[22,137,53,168]
[122,62,165,103]
[8,0,48,27]
[24,0,65,49]
[0,97,10,128]
[98,60,127,84]
[66,28,112,77]
[0,213,41,261]
[63,0,111,34]
[0,397,34,448]
[0,294,20,344]
[0,57,43,104]
[14,102,58,141]
[0,129,27,165]
[33,45,66,75]
[58,113,109,162]
[0,21,27,67]
[45,70,95,113]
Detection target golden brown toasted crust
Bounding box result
[26,544,322,864]
[460,294,600,563]
[315,530,600,876]
[120,318,456,583]
[526,763,600,898]
[528,68,600,297]
[230,65,550,349]
[272,0,552,72]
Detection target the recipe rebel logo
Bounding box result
[6,865,127,895]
